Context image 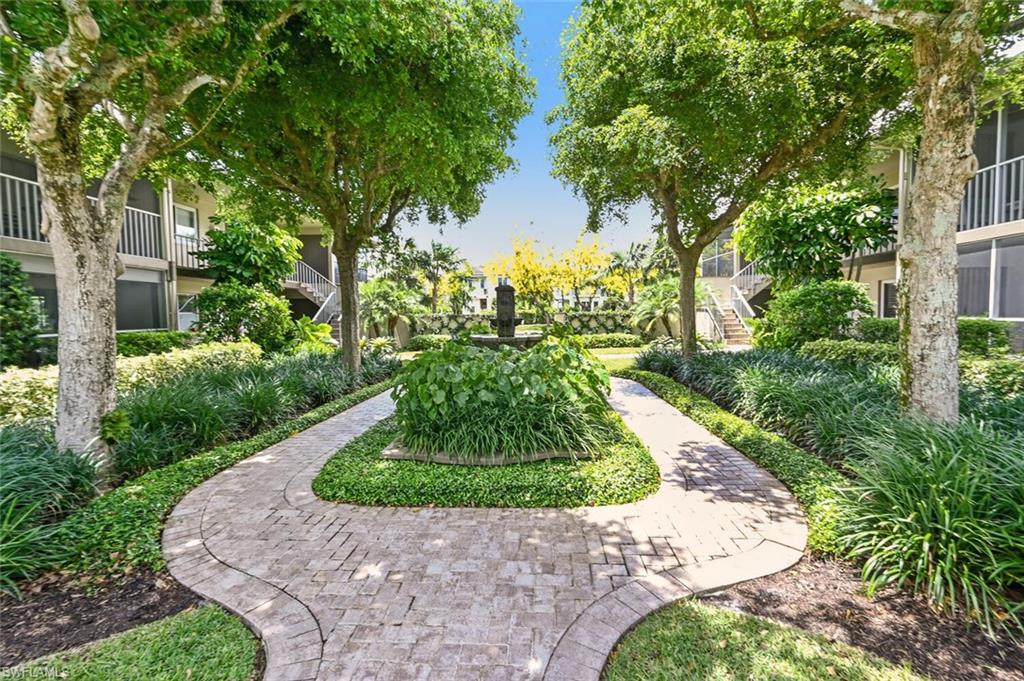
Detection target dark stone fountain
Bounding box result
[469,283,543,350]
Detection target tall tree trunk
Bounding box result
[674,248,700,357]
[333,243,362,374]
[898,23,982,423]
[44,186,120,472]
[431,283,438,313]
[628,281,635,306]
[661,315,672,337]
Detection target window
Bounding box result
[958,241,991,316]
[116,280,166,330]
[994,235,1024,318]
[174,205,198,240]
[1005,103,1024,160]
[479,298,488,310]
[975,110,999,168]
[880,281,897,318]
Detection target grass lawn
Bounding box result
[603,599,924,681]
[313,410,659,507]
[597,355,636,371]
[11,605,259,681]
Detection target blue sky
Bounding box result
[403,0,653,265]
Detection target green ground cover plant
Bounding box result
[11,605,258,681]
[0,341,263,424]
[313,411,659,507]
[393,337,613,461]
[603,599,923,681]
[0,253,41,368]
[1,353,398,590]
[55,380,394,579]
[630,348,1024,638]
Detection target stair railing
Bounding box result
[312,290,339,324]
[287,260,337,305]
[699,295,726,345]
[730,285,757,334]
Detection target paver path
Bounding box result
[164,378,806,681]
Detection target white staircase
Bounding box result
[285,261,340,326]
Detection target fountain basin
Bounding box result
[468,331,544,350]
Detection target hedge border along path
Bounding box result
[162,377,804,681]
[616,369,846,554]
[55,380,394,577]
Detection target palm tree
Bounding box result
[631,277,712,336]
[360,279,426,339]
[416,241,465,313]
[609,242,646,305]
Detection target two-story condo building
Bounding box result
[1,129,344,337]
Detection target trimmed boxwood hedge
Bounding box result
[855,317,1014,356]
[55,381,393,576]
[406,334,452,351]
[312,408,660,508]
[576,333,645,349]
[615,369,845,554]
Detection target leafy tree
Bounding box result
[0,0,297,463]
[838,0,1023,423]
[735,179,897,289]
[631,277,713,336]
[557,237,611,309]
[197,215,301,290]
[368,235,422,290]
[551,0,909,357]
[0,254,41,367]
[607,243,647,305]
[753,279,872,349]
[360,279,426,340]
[416,241,466,313]
[484,238,560,316]
[193,282,294,351]
[186,2,533,373]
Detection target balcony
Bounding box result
[959,155,1023,232]
[1,172,164,260]
[174,235,208,271]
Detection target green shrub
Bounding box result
[855,317,1015,357]
[314,412,660,508]
[960,355,1024,399]
[194,282,294,351]
[196,214,302,289]
[839,419,1024,639]
[617,370,845,553]
[754,279,872,349]
[800,338,899,366]
[393,337,613,461]
[115,331,196,357]
[0,254,41,368]
[957,318,1014,356]
[56,381,394,577]
[801,340,1024,400]
[576,333,645,348]
[406,334,451,351]
[0,424,96,593]
[855,317,898,343]
[0,341,262,425]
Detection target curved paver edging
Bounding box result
[163,379,806,681]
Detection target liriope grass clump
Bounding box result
[393,337,614,462]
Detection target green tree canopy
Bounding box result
[551,0,911,355]
[0,254,41,368]
[186,1,533,371]
[0,0,298,461]
[197,214,301,290]
[735,179,897,289]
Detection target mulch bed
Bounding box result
[0,570,201,667]
[702,557,1024,681]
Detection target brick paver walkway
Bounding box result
[164,378,805,681]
